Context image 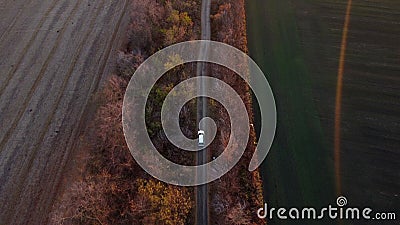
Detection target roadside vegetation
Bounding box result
[50,1,199,224]
[50,0,265,224]
[208,0,265,224]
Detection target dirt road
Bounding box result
[0,0,129,224]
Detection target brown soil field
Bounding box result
[0,0,130,224]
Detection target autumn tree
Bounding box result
[136,179,192,225]
[161,1,194,45]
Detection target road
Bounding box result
[0,0,129,224]
[196,0,211,224]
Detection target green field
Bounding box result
[246,0,399,224]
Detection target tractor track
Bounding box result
[0,0,130,223]
[0,0,61,97]
[0,0,35,43]
[0,0,80,154]
[1,1,104,223]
